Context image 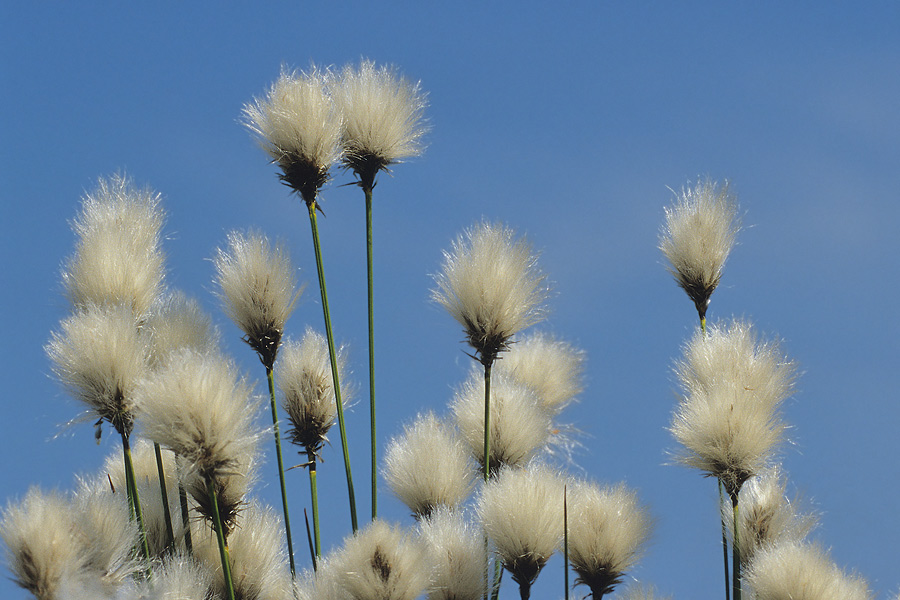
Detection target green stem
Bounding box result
[564,485,569,600]
[303,509,317,572]
[306,202,358,532]
[266,367,296,575]
[206,476,236,600]
[719,479,731,600]
[307,449,321,559]
[179,481,193,554]
[483,362,493,482]
[364,185,377,521]
[153,442,175,554]
[732,492,742,600]
[121,432,151,563]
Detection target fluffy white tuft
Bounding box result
[46,302,150,436]
[452,371,551,473]
[479,463,564,588]
[418,508,486,600]
[384,412,475,517]
[432,222,548,364]
[745,541,873,600]
[147,291,220,366]
[330,59,428,183]
[659,178,740,320]
[214,230,300,369]
[670,319,796,496]
[497,331,584,413]
[567,480,652,598]
[63,173,166,318]
[118,553,212,600]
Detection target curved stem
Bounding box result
[364,185,377,521]
[153,442,175,554]
[307,202,358,532]
[266,367,296,575]
[121,432,151,563]
[206,476,236,600]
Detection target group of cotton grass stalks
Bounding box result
[0,60,874,600]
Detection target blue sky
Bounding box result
[2,3,899,598]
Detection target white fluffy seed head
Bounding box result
[328,520,431,600]
[243,66,342,202]
[567,481,653,598]
[330,59,428,186]
[46,303,150,436]
[278,327,348,454]
[479,463,564,588]
[670,320,796,496]
[0,488,87,599]
[726,467,817,563]
[195,503,292,600]
[214,230,300,369]
[147,291,220,366]
[452,371,552,474]
[134,348,259,532]
[419,508,486,600]
[659,178,739,320]
[745,541,873,600]
[432,222,548,364]
[384,412,475,517]
[497,331,585,413]
[63,173,166,318]
[118,554,213,600]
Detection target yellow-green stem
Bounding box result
[153,442,175,554]
[266,367,296,575]
[206,476,236,600]
[307,449,321,559]
[307,202,358,532]
[121,432,151,563]
[364,185,377,520]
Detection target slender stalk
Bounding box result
[307,448,321,559]
[364,185,377,521]
[564,485,569,600]
[266,367,296,575]
[121,432,151,563]
[153,442,175,553]
[483,362,493,482]
[303,508,317,572]
[179,482,193,554]
[732,492,742,600]
[306,202,358,532]
[206,477,236,600]
[719,479,731,600]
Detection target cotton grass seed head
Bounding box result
[278,327,347,455]
[147,291,220,366]
[496,331,585,413]
[452,371,552,474]
[118,554,212,600]
[567,481,652,599]
[63,173,166,318]
[419,508,487,600]
[46,303,150,436]
[432,221,548,366]
[134,348,259,532]
[670,319,796,497]
[243,66,342,204]
[480,463,564,590]
[330,59,428,188]
[744,541,873,600]
[328,520,431,600]
[384,412,475,518]
[214,230,300,370]
[659,178,739,322]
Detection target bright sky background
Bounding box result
[2,3,900,599]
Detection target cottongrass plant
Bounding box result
[480,463,565,600]
[62,173,166,318]
[244,65,359,532]
[277,327,349,560]
[117,554,212,600]
[215,229,301,573]
[419,508,488,600]
[670,319,796,599]
[433,221,548,482]
[384,412,475,518]
[135,348,260,600]
[147,291,220,365]
[743,541,873,600]
[659,178,740,330]
[330,59,428,520]
[495,331,584,414]
[566,481,653,600]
